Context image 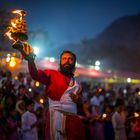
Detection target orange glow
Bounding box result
[35,81,40,87]
[134,112,139,117]
[40,98,44,104]
[98,88,102,93]
[5,10,27,41]
[102,113,107,118]
[12,10,26,20]
[9,60,16,67]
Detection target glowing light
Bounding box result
[33,47,39,55]
[98,88,102,93]
[11,22,17,28]
[127,78,131,83]
[14,76,18,80]
[95,65,100,70]
[11,57,15,61]
[35,81,40,87]
[9,61,16,67]
[40,98,44,104]
[123,89,127,94]
[5,10,27,41]
[7,54,11,57]
[134,112,139,117]
[102,113,107,118]
[6,57,11,62]
[138,91,140,95]
[49,57,55,62]
[28,88,32,92]
[95,60,100,66]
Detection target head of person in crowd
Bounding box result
[25,99,35,113]
[18,72,25,84]
[5,70,12,79]
[4,93,16,107]
[0,69,4,79]
[115,98,125,113]
[18,84,26,94]
[59,50,76,77]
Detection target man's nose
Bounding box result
[65,59,70,63]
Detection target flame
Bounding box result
[134,112,139,117]
[102,113,107,118]
[12,10,26,20]
[11,21,17,28]
[12,10,23,15]
[5,32,13,40]
[40,98,44,104]
[5,9,27,41]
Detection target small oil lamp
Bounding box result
[5,10,35,60]
[5,10,28,51]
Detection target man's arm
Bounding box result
[18,42,50,85]
[27,60,51,86]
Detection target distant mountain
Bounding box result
[55,13,140,73]
[91,13,140,73]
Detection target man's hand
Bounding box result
[13,42,36,61]
[21,42,36,61]
[70,86,82,104]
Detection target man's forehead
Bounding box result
[61,53,73,58]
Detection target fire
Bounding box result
[5,10,27,41]
[102,113,107,118]
[134,112,139,118]
[40,98,44,104]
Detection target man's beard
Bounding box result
[59,63,75,76]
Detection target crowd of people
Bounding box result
[0,68,140,140]
[0,69,46,140]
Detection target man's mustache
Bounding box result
[63,63,71,67]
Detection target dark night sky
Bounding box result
[1,0,140,47]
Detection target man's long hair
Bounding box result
[59,50,76,76]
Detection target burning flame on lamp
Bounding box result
[5,10,28,43]
[102,113,107,118]
[134,112,139,118]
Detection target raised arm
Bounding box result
[28,60,50,85]
[15,42,50,85]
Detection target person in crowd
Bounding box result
[80,100,94,140]
[17,84,30,104]
[112,98,127,140]
[6,106,19,140]
[0,108,7,140]
[103,105,115,140]
[15,100,26,140]
[14,72,25,91]
[2,93,16,118]
[90,98,105,140]
[0,70,16,95]
[16,42,86,140]
[21,99,38,140]
[15,100,26,122]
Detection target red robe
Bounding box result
[28,61,86,140]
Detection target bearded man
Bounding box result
[18,43,86,140]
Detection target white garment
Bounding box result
[112,111,127,140]
[48,80,80,140]
[21,111,38,140]
[90,96,100,106]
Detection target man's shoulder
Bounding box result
[44,69,62,76]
